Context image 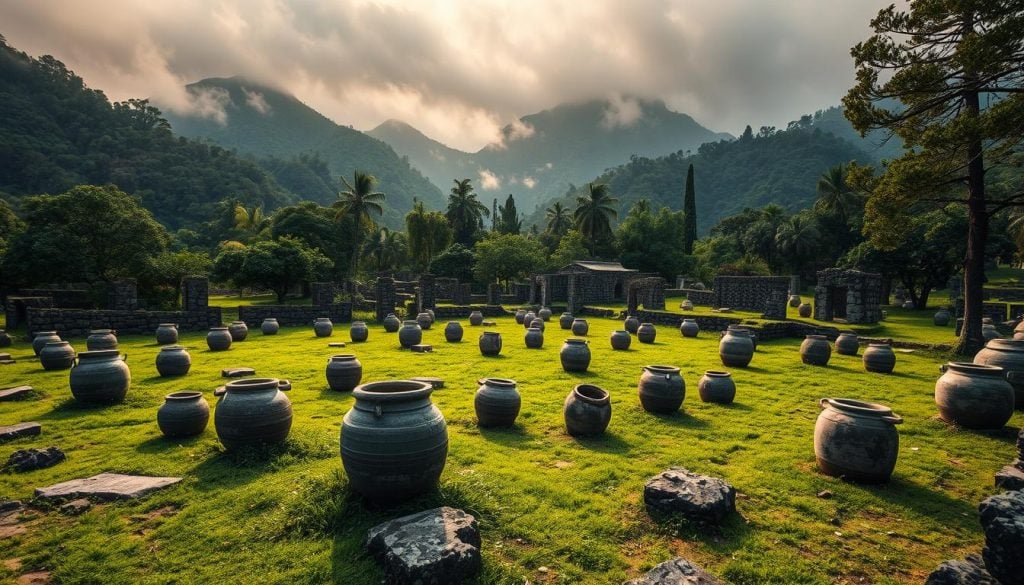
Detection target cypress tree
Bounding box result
[682,163,697,254]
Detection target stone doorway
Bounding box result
[829,286,848,320]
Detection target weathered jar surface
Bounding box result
[155,323,179,345]
[398,320,423,348]
[215,378,292,450]
[0,329,10,348]
[973,338,1024,409]
[638,365,685,413]
[564,384,611,436]
[479,331,502,356]
[680,319,699,338]
[933,308,951,326]
[514,309,527,324]
[40,341,76,371]
[798,303,812,318]
[383,313,401,332]
[523,312,537,329]
[719,330,753,368]
[982,323,1001,341]
[559,312,574,330]
[935,362,1015,429]
[698,371,735,404]
[207,327,232,351]
[157,391,209,438]
[789,294,801,308]
[815,398,902,483]
[610,330,631,351]
[475,378,521,427]
[727,325,757,351]
[468,311,484,326]
[525,326,544,349]
[538,307,552,321]
[863,343,896,374]
[571,318,589,336]
[228,321,248,342]
[70,349,130,405]
[155,345,191,377]
[86,329,118,351]
[624,316,640,334]
[313,317,334,338]
[560,338,591,373]
[417,312,433,330]
[261,318,280,335]
[835,332,859,356]
[800,335,832,366]
[326,354,363,392]
[637,323,657,344]
[32,331,60,356]
[444,321,464,343]
[350,321,369,343]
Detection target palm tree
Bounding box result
[333,171,385,280]
[814,164,859,225]
[233,203,267,238]
[445,179,489,245]
[574,183,619,256]
[364,227,405,272]
[545,201,571,236]
[775,214,821,275]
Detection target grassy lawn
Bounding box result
[0,313,1020,584]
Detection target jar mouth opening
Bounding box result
[34,331,57,335]
[612,330,629,334]
[44,341,69,346]
[230,321,245,324]
[158,323,178,327]
[89,329,114,334]
[482,331,501,336]
[481,377,516,387]
[986,339,1024,350]
[574,384,609,404]
[704,370,731,377]
[402,320,419,325]
[806,335,828,340]
[210,327,228,331]
[225,377,281,391]
[565,338,589,344]
[351,321,367,326]
[329,354,357,361]
[948,361,1005,375]
[165,391,203,401]
[573,318,587,322]
[822,397,894,417]
[160,345,186,351]
[644,365,680,374]
[79,349,120,359]
[867,342,891,348]
[353,379,432,402]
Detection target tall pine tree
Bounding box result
[682,164,697,254]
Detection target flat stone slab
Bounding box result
[410,344,433,353]
[7,447,65,472]
[0,423,41,443]
[481,320,497,326]
[0,353,10,360]
[0,359,15,365]
[0,387,33,402]
[366,506,481,585]
[411,377,445,389]
[214,386,226,397]
[624,558,722,585]
[979,489,1024,584]
[35,473,182,502]
[996,464,1024,491]
[327,342,347,348]
[221,367,255,378]
[644,467,736,524]
[925,554,996,585]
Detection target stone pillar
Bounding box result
[789,275,801,295]
[453,283,471,305]
[540,277,550,308]
[311,282,335,307]
[375,278,396,322]
[181,277,209,312]
[487,283,502,305]
[763,288,787,320]
[529,278,539,305]
[107,279,138,311]
[566,274,584,315]
[419,274,436,310]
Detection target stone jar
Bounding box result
[326,354,363,392]
[974,338,1024,409]
[207,327,232,351]
[564,384,611,436]
[531,318,546,332]
[350,321,369,343]
[934,308,951,326]
[157,391,209,438]
[637,323,657,344]
[698,371,735,404]
[559,312,574,330]
[475,378,521,427]
[835,331,860,356]
[86,329,118,351]
[261,318,280,335]
[383,313,401,332]
[560,338,591,372]
[523,312,537,329]
[863,343,896,374]
[680,319,699,338]
[214,378,293,450]
[610,330,631,351]
[32,331,60,356]
[228,321,248,342]
[70,350,130,405]
[525,326,544,349]
[426,309,435,324]
[314,317,334,337]
[729,325,758,351]
[800,335,832,366]
[479,331,502,356]
[789,294,801,308]
[936,362,1015,429]
[341,380,448,503]
[638,365,685,413]
[0,329,10,348]
[398,320,423,348]
[571,318,589,336]
[538,307,552,321]
[514,309,527,324]
[982,323,1001,341]
[155,345,191,377]
[798,303,812,318]
[40,341,76,371]
[417,312,433,330]
[624,315,640,334]
[444,321,464,343]
[815,398,902,483]
[155,323,179,345]
[468,310,484,326]
[719,329,754,368]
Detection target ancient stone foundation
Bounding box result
[713,276,790,317]
[814,269,882,324]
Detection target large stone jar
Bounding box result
[350,321,369,343]
[698,371,735,404]
[228,321,248,342]
[982,323,1001,341]
[638,365,685,413]
[814,398,902,483]
[155,345,191,377]
[559,312,574,330]
[789,294,801,308]
[86,329,118,351]
[571,318,589,336]
[40,341,76,371]
[69,350,130,405]
[729,325,758,351]
[610,330,631,350]
[798,303,812,318]
[326,354,363,392]
[564,384,611,436]
[398,320,423,348]
[341,380,448,503]
[214,378,293,450]
[157,391,209,438]
[835,331,860,356]
[313,317,333,338]
[155,323,179,345]
[469,310,484,326]
[863,343,896,374]
[933,308,951,326]
[525,326,544,349]
[444,321,464,343]
[974,338,1024,409]
[514,309,527,324]
[624,315,640,334]
[426,309,435,324]
[475,378,521,427]
[207,327,232,351]
[800,335,832,366]
[538,307,552,321]
[560,338,591,372]
[935,362,1015,429]
[261,318,280,335]
[637,323,657,344]
[531,318,546,332]
[32,331,60,356]
[680,319,699,338]
[719,329,754,368]
[523,311,537,329]
[416,312,433,330]
[383,313,401,332]
[479,331,502,356]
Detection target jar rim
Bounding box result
[480,377,516,387]
[644,365,680,374]
[165,391,203,401]
[329,354,357,361]
[78,349,120,359]
[947,361,1005,375]
[353,379,432,402]
[224,377,281,391]
[573,384,609,404]
[821,397,896,418]
[704,370,731,377]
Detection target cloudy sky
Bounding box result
[0,1,890,151]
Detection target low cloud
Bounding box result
[478,169,501,190]
[179,87,231,125]
[522,176,537,189]
[601,94,644,129]
[244,89,272,115]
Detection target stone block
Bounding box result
[644,467,736,524]
[35,473,182,501]
[0,386,33,402]
[624,558,722,585]
[0,423,41,443]
[366,507,481,585]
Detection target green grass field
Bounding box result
[0,313,1020,584]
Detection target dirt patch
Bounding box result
[17,571,50,585]
[128,504,180,524]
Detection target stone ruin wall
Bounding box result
[712,276,790,318]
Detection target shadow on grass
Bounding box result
[845,474,982,532]
[647,409,710,429]
[714,400,753,412]
[478,423,531,447]
[646,504,754,552]
[569,429,631,452]
[189,435,334,490]
[135,433,207,454]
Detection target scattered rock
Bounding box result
[213,386,226,397]
[925,554,996,584]
[644,468,736,524]
[35,473,182,502]
[6,447,65,472]
[623,558,722,585]
[996,464,1024,491]
[0,386,33,402]
[220,367,255,378]
[366,506,481,585]
[327,342,346,348]
[0,359,15,365]
[979,489,1024,585]
[817,490,833,499]
[410,377,444,389]
[0,423,41,443]
[58,499,91,516]
[0,501,23,514]
[481,320,497,326]
[410,344,434,353]
[0,353,10,360]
